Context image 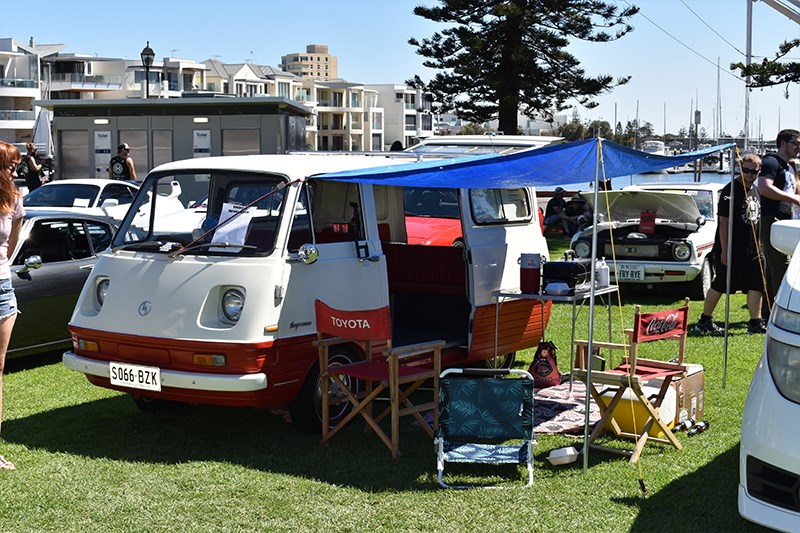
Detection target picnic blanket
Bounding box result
[534,381,600,435]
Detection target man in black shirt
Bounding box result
[695,154,766,335]
[109,143,137,181]
[757,129,800,311]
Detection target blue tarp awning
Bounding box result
[315,138,735,188]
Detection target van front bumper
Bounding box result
[63,351,268,392]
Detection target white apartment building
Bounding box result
[301,79,383,151]
[0,38,64,152]
[366,84,434,150]
[43,53,207,100]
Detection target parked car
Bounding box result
[8,210,119,359]
[24,178,185,227]
[569,183,722,300]
[738,219,800,531]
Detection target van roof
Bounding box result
[149,153,412,180]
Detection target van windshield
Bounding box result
[112,171,289,256]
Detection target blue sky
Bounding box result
[1,0,797,140]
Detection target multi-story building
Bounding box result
[280,44,338,81]
[0,37,64,152]
[366,84,434,150]
[301,79,383,151]
[42,52,208,101]
[204,59,301,98]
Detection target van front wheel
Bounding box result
[289,347,363,434]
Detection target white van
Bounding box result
[739,219,800,531]
[63,153,551,431]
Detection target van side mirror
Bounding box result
[286,243,319,265]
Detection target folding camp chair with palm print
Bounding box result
[573,298,689,464]
[315,299,444,460]
[435,368,535,488]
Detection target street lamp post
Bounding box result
[140,41,155,99]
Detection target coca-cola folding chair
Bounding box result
[573,297,689,463]
[315,299,444,460]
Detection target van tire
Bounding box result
[480,352,516,369]
[289,346,363,434]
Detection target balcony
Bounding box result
[0,110,35,121]
[49,73,123,91]
[0,78,38,89]
[0,109,35,129]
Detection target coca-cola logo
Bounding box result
[645,312,680,336]
[330,315,371,330]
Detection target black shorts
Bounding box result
[710,257,766,294]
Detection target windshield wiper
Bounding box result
[168,242,258,258]
[111,240,183,253]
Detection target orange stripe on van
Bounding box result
[470,300,550,359]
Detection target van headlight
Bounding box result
[773,305,800,333]
[672,242,692,261]
[765,336,800,404]
[221,288,245,322]
[96,278,110,309]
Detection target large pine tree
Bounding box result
[409,0,638,134]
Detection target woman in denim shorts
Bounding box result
[0,141,25,471]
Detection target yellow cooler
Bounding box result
[599,384,676,438]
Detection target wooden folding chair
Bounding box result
[315,299,444,460]
[573,297,689,463]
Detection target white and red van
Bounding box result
[63,153,550,431]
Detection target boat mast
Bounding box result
[744,0,752,152]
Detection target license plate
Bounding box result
[616,264,645,281]
[109,362,162,392]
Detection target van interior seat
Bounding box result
[384,243,465,296]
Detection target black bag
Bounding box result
[16,157,29,178]
[528,340,560,388]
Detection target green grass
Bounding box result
[0,237,771,531]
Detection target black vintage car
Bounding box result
[8,210,118,360]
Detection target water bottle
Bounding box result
[687,420,710,436]
[597,257,610,287]
[673,418,695,432]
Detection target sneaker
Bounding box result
[747,320,767,335]
[693,319,724,335]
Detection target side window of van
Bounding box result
[470,188,532,224]
[288,185,313,252]
[310,181,365,244]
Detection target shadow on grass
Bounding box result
[611,445,770,531]
[3,394,440,490]
[5,350,63,374]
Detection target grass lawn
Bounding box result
[0,236,771,531]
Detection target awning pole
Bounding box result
[582,137,602,472]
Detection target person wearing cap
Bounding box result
[544,187,579,235]
[109,143,137,181]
